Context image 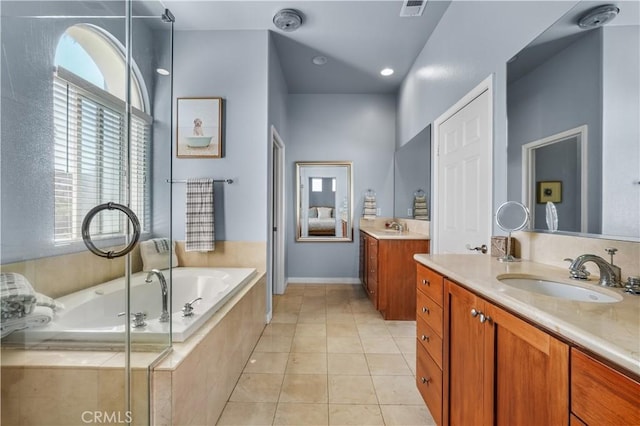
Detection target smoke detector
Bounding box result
[578,5,619,29]
[273,9,304,32]
[400,0,426,17]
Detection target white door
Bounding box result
[433,79,492,254]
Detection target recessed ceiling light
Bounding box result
[312,56,328,66]
[380,68,394,77]
[156,68,170,76]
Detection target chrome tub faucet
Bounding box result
[145,269,171,322]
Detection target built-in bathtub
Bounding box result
[2,267,256,344]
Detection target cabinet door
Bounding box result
[445,280,486,426]
[484,303,569,426]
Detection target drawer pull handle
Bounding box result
[421,335,430,342]
[422,279,430,286]
[422,307,430,314]
[421,377,431,385]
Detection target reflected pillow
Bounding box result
[308,207,318,218]
[317,207,333,219]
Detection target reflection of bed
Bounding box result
[308,206,336,236]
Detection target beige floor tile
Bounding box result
[394,337,417,355]
[230,373,284,403]
[304,286,327,296]
[300,304,326,315]
[273,403,329,426]
[328,404,384,425]
[349,300,378,314]
[279,374,328,403]
[244,352,290,374]
[326,322,359,337]
[298,311,327,324]
[326,313,356,324]
[352,312,384,325]
[356,323,392,337]
[254,335,294,353]
[360,337,400,354]
[296,323,327,337]
[262,323,297,338]
[327,336,363,354]
[216,401,277,425]
[328,375,378,404]
[325,303,352,314]
[327,353,370,375]
[292,335,327,353]
[286,352,328,375]
[385,320,417,337]
[371,376,424,405]
[380,404,436,425]
[403,352,417,375]
[271,312,299,324]
[276,301,304,314]
[365,353,413,376]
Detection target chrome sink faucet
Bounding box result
[145,269,171,322]
[567,249,622,288]
[388,221,404,232]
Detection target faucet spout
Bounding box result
[568,254,622,287]
[145,269,170,322]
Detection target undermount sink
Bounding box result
[497,275,623,303]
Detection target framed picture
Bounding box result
[537,181,562,203]
[176,97,223,158]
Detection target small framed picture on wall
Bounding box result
[176,97,223,158]
[537,181,562,203]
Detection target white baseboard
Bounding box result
[286,277,361,285]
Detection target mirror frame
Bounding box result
[295,161,353,242]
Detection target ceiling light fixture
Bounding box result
[380,68,394,77]
[578,4,619,29]
[273,9,304,32]
[312,56,327,66]
[156,68,170,76]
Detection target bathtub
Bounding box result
[2,267,256,345]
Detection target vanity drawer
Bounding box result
[571,349,640,425]
[416,289,443,338]
[416,264,444,307]
[416,343,442,426]
[417,316,443,369]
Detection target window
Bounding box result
[311,178,323,192]
[53,25,150,244]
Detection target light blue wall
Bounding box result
[0,4,159,263]
[507,29,602,234]
[397,0,578,222]
[171,30,269,242]
[286,94,395,280]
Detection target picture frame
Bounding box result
[176,97,223,158]
[537,181,562,203]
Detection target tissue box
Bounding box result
[491,236,515,257]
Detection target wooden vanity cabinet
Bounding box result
[571,348,640,425]
[359,231,429,319]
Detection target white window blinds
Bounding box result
[53,67,151,244]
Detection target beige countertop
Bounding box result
[361,227,429,241]
[414,254,640,376]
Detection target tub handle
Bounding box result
[118,311,147,328]
[82,202,141,259]
[182,297,202,317]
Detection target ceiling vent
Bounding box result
[400,0,426,17]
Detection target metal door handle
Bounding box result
[82,202,141,259]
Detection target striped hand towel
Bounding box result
[1,273,37,320]
[185,178,215,252]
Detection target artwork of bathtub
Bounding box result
[2,267,256,344]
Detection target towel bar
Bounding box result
[166,179,233,184]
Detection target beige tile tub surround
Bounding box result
[0,245,143,299]
[515,231,640,279]
[176,240,266,271]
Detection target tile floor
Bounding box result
[216,284,436,425]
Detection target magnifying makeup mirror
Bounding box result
[495,201,530,262]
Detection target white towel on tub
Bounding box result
[1,306,53,338]
[185,178,215,252]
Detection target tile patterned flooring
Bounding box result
[216,284,436,425]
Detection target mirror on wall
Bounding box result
[507,1,639,241]
[296,161,353,242]
[394,124,431,220]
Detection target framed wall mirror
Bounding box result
[296,161,353,242]
[506,1,639,241]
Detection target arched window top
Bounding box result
[54,24,144,111]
